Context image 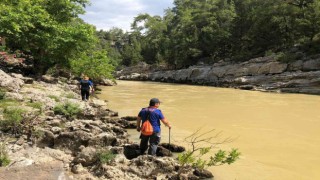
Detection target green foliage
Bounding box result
[276,52,300,63]
[178,148,240,170]
[0,0,96,72]
[0,89,6,100]
[98,150,116,165]
[48,95,59,102]
[0,45,6,51]
[0,108,25,132]
[70,50,115,80]
[105,0,320,68]
[32,129,45,139]
[65,93,75,99]
[53,102,81,119]
[0,99,19,109]
[26,102,43,113]
[0,142,10,167]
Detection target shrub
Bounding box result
[0,99,19,109]
[0,142,10,167]
[53,102,81,119]
[276,52,299,63]
[48,95,59,102]
[26,102,43,113]
[0,108,25,133]
[98,150,116,165]
[177,129,240,173]
[0,89,5,100]
[65,93,75,99]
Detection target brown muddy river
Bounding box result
[97,80,320,180]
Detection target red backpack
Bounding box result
[141,109,154,136]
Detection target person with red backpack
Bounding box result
[136,98,171,155]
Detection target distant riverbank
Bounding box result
[116,54,320,95]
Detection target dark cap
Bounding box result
[149,98,161,106]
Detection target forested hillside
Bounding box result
[100,0,320,69]
[1,0,319,77]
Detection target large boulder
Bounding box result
[0,69,24,92]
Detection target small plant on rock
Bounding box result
[0,108,26,134]
[177,129,240,174]
[0,141,10,167]
[53,102,81,119]
[65,93,75,99]
[98,150,116,165]
[26,102,43,114]
[48,95,59,102]
[0,89,6,100]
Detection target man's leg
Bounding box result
[85,90,90,101]
[81,89,86,101]
[148,132,161,156]
[140,134,149,155]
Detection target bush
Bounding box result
[178,148,240,170]
[0,142,10,167]
[53,102,81,119]
[276,52,299,63]
[26,102,43,113]
[98,150,116,165]
[0,89,5,100]
[0,99,19,109]
[65,93,75,99]
[177,129,240,174]
[48,95,59,102]
[0,108,25,133]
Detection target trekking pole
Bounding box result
[169,128,171,145]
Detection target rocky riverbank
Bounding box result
[116,54,320,95]
[0,69,213,180]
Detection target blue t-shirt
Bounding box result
[138,107,165,133]
[80,79,93,90]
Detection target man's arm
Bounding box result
[136,116,142,132]
[161,118,171,129]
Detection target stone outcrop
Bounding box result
[117,54,320,95]
[0,70,206,180]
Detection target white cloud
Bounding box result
[80,0,174,32]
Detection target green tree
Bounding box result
[0,0,96,72]
[70,50,114,80]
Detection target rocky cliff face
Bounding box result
[0,69,210,180]
[116,55,320,95]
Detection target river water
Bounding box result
[97,80,320,180]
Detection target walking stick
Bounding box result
[169,128,171,145]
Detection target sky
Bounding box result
[80,0,174,32]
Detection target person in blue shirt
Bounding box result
[79,75,93,101]
[136,98,171,155]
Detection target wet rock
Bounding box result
[238,85,254,90]
[99,78,116,86]
[160,143,185,153]
[156,146,173,157]
[193,168,214,179]
[123,144,140,160]
[105,109,118,117]
[118,119,137,129]
[121,116,138,121]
